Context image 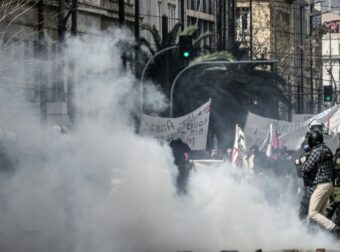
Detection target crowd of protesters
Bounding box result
[2,121,340,240]
[169,119,340,240]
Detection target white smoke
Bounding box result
[0,29,338,252]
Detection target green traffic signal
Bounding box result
[323,85,332,102]
[183,51,190,58]
[179,35,193,60]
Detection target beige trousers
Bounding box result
[308,182,336,231]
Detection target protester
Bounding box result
[325,147,340,226]
[224,148,233,162]
[295,130,340,238]
[170,139,192,195]
[249,145,271,175]
[307,120,327,135]
[296,143,313,220]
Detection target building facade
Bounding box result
[321,11,340,106]
[185,0,217,48]
[234,0,323,115]
[0,0,136,126]
[140,0,179,44]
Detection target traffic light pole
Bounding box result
[140,46,178,83]
[140,45,178,112]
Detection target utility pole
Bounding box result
[71,0,78,35]
[135,0,140,40]
[227,0,236,52]
[162,15,170,94]
[250,0,253,60]
[273,3,277,72]
[299,5,304,113]
[119,0,125,27]
[181,0,185,31]
[218,0,223,50]
[222,0,226,50]
[135,0,140,78]
[58,0,66,102]
[68,0,78,123]
[58,0,66,41]
[119,0,126,68]
[37,0,47,123]
[310,38,314,112]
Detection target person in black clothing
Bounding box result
[295,130,340,238]
[170,139,192,195]
[250,145,270,175]
[296,143,313,220]
[325,147,340,226]
[296,120,327,222]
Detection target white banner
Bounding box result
[244,113,304,149]
[244,105,340,150]
[292,114,314,122]
[139,100,211,150]
[280,105,340,150]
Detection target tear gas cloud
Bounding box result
[0,29,337,252]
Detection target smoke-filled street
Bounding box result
[1,1,340,252]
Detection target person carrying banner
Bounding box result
[295,130,340,238]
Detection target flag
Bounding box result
[231,124,246,168]
[260,129,269,152]
[265,123,273,157]
[272,128,280,149]
[261,123,279,157]
[311,15,321,29]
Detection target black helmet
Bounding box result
[308,130,323,148]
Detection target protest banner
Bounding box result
[279,105,340,150]
[139,100,211,150]
[244,105,340,150]
[292,114,314,122]
[244,113,303,149]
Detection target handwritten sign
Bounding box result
[140,100,211,150]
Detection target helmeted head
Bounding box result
[308,119,326,133]
[308,130,323,148]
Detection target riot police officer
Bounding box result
[296,130,340,238]
[296,120,325,221]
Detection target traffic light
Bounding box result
[324,85,333,102]
[179,35,192,60]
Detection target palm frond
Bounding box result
[189,51,236,65]
[179,25,198,36]
[193,32,215,47]
[139,37,155,55]
[140,23,162,51]
[168,23,182,45]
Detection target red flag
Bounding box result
[272,128,280,149]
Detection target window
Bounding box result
[158,1,161,32]
[168,3,176,30]
[236,7,250,31]
[208,0,212,14]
